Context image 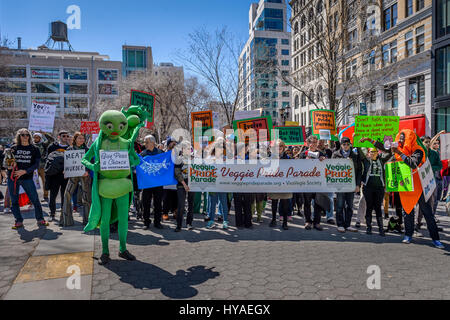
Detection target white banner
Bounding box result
[100,151,130,171]
[28,102,56,133]
[234,109,262,121]
[418,159,436,202]
[440,133,450,160]
[64,150,86,178]
[188,159,356,193]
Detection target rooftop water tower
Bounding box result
[44,21,74,51]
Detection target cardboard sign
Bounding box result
[191,111,214,145]
[311,110,337,141]
[99,151,130,171]
[80,121,100,134]
[440,133,450,160]
[354,116,400,148]
[233,116,273,143]
[418,159,437,202]
[385,161,414,192]
[319,129,331,141]
[274,126,306,145]
[234,109,262,121]
[28,102,56,133]
[130,90,155,126]
[64,150,86,178]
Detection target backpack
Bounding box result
[45,150,65,176]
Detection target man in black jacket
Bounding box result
[332,137,362,233]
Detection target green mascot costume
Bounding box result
[82,108,146,265]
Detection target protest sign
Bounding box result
[234,109,262,121]
[28,102,56,133]
[64,150,86,178]
[130,90,155,126]
[188,159,355,193]
[99,151,130,171]
[385,161,414,192]
[418,159,436,202]
[354,116,400,148]
[310,110,337,141]
[440,133,450,160]
[233,116,273,143]
[191,111,214,145]
[136,151,177,189]
[80,121,100,134]
[274,126,306,145]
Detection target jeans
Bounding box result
[404,194,440,241]
[208,192,228,222]
[325,192,334,220]
[336,192,354,229]
[7,178,44,223]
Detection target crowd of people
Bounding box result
[0,127,449,250]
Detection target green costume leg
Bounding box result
[116,194,130,254]
[100,197,113,255]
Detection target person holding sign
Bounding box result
[82,110,146,265]
[61,132,91,227]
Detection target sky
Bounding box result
[0,0,268,66]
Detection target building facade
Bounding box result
[153,62,184,83]
[290,0,433,135]
[122,45,153,77]
[0,46,121,136]
[239,0,292,126]
[432,0,450,132]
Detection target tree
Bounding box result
[178,27,245,126]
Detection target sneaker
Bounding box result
[37,220,49,227]
[118,250,136,261]
[313,224,323,231]
[327,219,335,225]
[223,221,229,229]
[432,240,445,249]
[12,222,24,230]
[355,221,361,228]
[269,220,277,227]
[206,221,215,229]
[402,236,412,244]
[346,226,358,232]
[187,224,194,230]
[337,227,346,233]
[305,223,312,230]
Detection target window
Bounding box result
[406,0,413,17]
[64,84,88,94]
[384,84,398,108]
[348,29,357,50]
[294,22,299,34]
[301,94,306,107]
[281,60,289,66]
[345,59,357,80]
[0,95,27,108]
[282,102,290,108]
[64,68,88,80]
[416,25,425,54]
[436,107,450,132]
[436,44,450,97]
[384,4,398,31]
[437,0,450,38]
[65,97,88,109]
[281,49,289,55]
[4,67,26,78]
[417,0,424,11]
[282,39,289,45]
[98,69,118,81]
[31,68,59,79]
[295,95,299,109]
[405,31,413,57]
[31,82,59,94]
[282,91,290,97]
[309,90,315,104]
[98,84,118,95]
[0,81,27,93]
[409,75,425,104]
[383,40,397,65]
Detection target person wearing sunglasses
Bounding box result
[45,130,71,222]
[4,128,48,229]
[331,137,362,233]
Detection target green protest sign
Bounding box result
[354,116,399,148]
[385,161,414,192]
[130,90,155,125]
[274,126,306,145]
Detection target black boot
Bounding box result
[282,221,288,230]
[377,217,385,236]
[119,250,136,261]
[366,216,372,234]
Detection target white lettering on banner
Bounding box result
[418,159,436,202]
[28,102,56,133]
[64,150,86,178]
[188,159,356,193]
[441,133,450,160]
[99,151,130,171]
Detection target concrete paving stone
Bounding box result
[264,290,284,299]
[298,293,320,300]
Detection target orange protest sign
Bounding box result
[310,110,337,141]
[191,111,214,146]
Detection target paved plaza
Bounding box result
[1,185,449,300]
